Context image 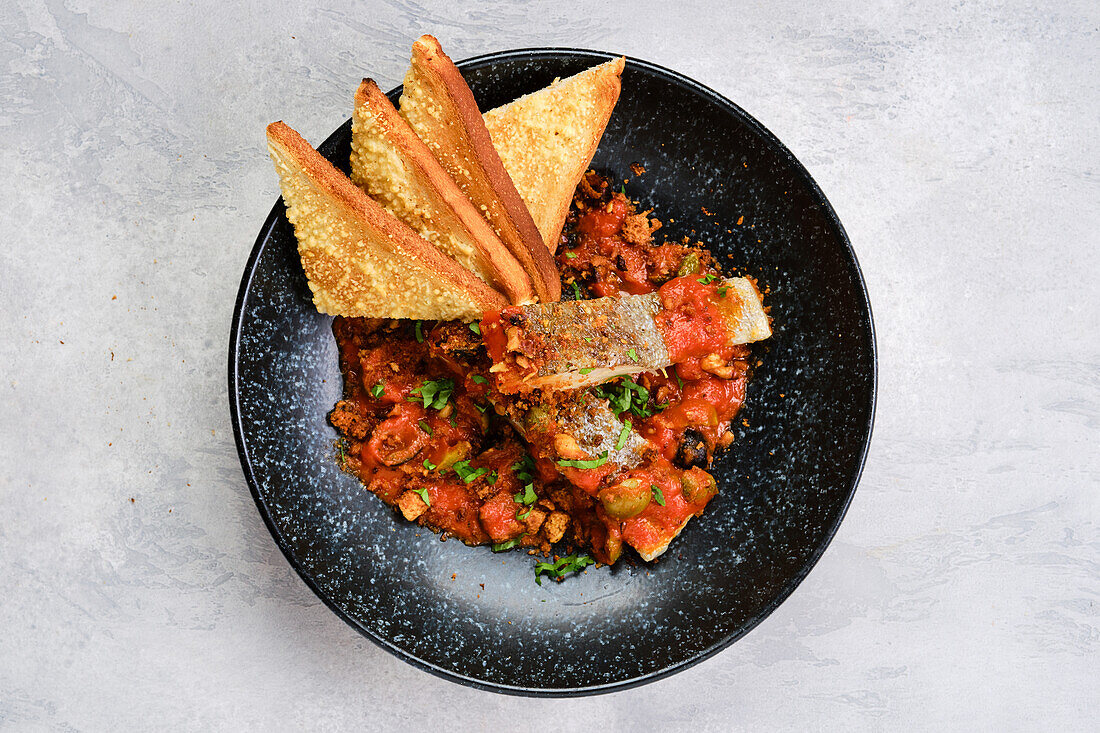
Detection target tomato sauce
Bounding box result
[327,170,764,571]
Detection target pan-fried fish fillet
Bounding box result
[483,277,771,393]
[483,57,624,252]
[266,121,505,320]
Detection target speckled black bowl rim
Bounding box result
[229,48,877,697]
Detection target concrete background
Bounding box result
[2,0,1097,729]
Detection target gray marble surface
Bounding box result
[2,0,1097,729]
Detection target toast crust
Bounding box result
[351,79,536,304]
[401,35,561,302]
[266,121,505,320]
[484,57,624,252]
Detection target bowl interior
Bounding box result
[230,50,875,695]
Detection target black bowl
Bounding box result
[229,49,875,695]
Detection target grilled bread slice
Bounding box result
[266,121,505,320]
[483,57,625,252]
[399,35,561,302]
[351,79,535,304]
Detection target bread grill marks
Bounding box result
[350,79,536,305]
[266,121,505,320]
[484,57,625,253]
[399,35,562,303]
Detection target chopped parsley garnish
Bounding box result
[471,375,488,385]
[487,470,498,485]
[697,273,717,284]
[615,420,632,451]
[556,451,609,469]
[423,458,436,470]
[492,536,524,552]
[535,554,595,585]
[513,454,536,485]
[619,183,627,194]
[651,484,666,506]
[414,320,424,343]
[418,419,432,435]
[676,373,685,390]
[453,459,489,484]
[717,285,729,298]
[571,281,583,300]
[370,382,384,399]
[474,403,488,413]
[513,483,537,505]
[582,336,593,343]
[413,488,431,507]
[468,321,481,335]
[595,378,657,418]
[627,348,638,362]
[335,440,347,464]
[565,251,577,259]
[512,454,538,514]
[578,367,595,375]
[410,378,454,410]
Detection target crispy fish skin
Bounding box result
[487,277,769,393]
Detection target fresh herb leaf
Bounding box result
[471,375,488,385]
[411,378,454,410]
[370,382,384,399]
[512,454,536,485]
[697,273,717,285]
[651,484,666,506]
[413,488,431,507]
[453,460,489,484]
[492,536,524,552]
[619,183,627,194]
[535,553,595,585]
[448,412,457,427]
[335,440,347,464]
[571,281,583,300]
[595,379,654,418]
[565,251,577,259]
[418,419,432,435]
[717,286,729,298]
[582,336,593,343]
[414,320,424,343]
[468,321,481,335]
[676,373,685,390]
[474,403,488,413]
[517,507,532,521]
[487,470,498,485]
[556,451,609,469]
[513,483,537,505]
[615,420,631,451]
[627,348,638,362]
[423,458,436,470]
[578,367,595,375]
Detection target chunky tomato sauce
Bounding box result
[328,170,761,572]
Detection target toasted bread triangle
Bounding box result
[483,57,625,252]
[266,121,504,320]
[350,79,536,304]
[399,35,561,302]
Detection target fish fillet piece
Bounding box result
[482,277,770,393]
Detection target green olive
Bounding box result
[676,252,701,277]
[680,469,717,504]
[598,478,651,519]
[604,531,623,564]
[436,440,471,471]
[524,405,552,434]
